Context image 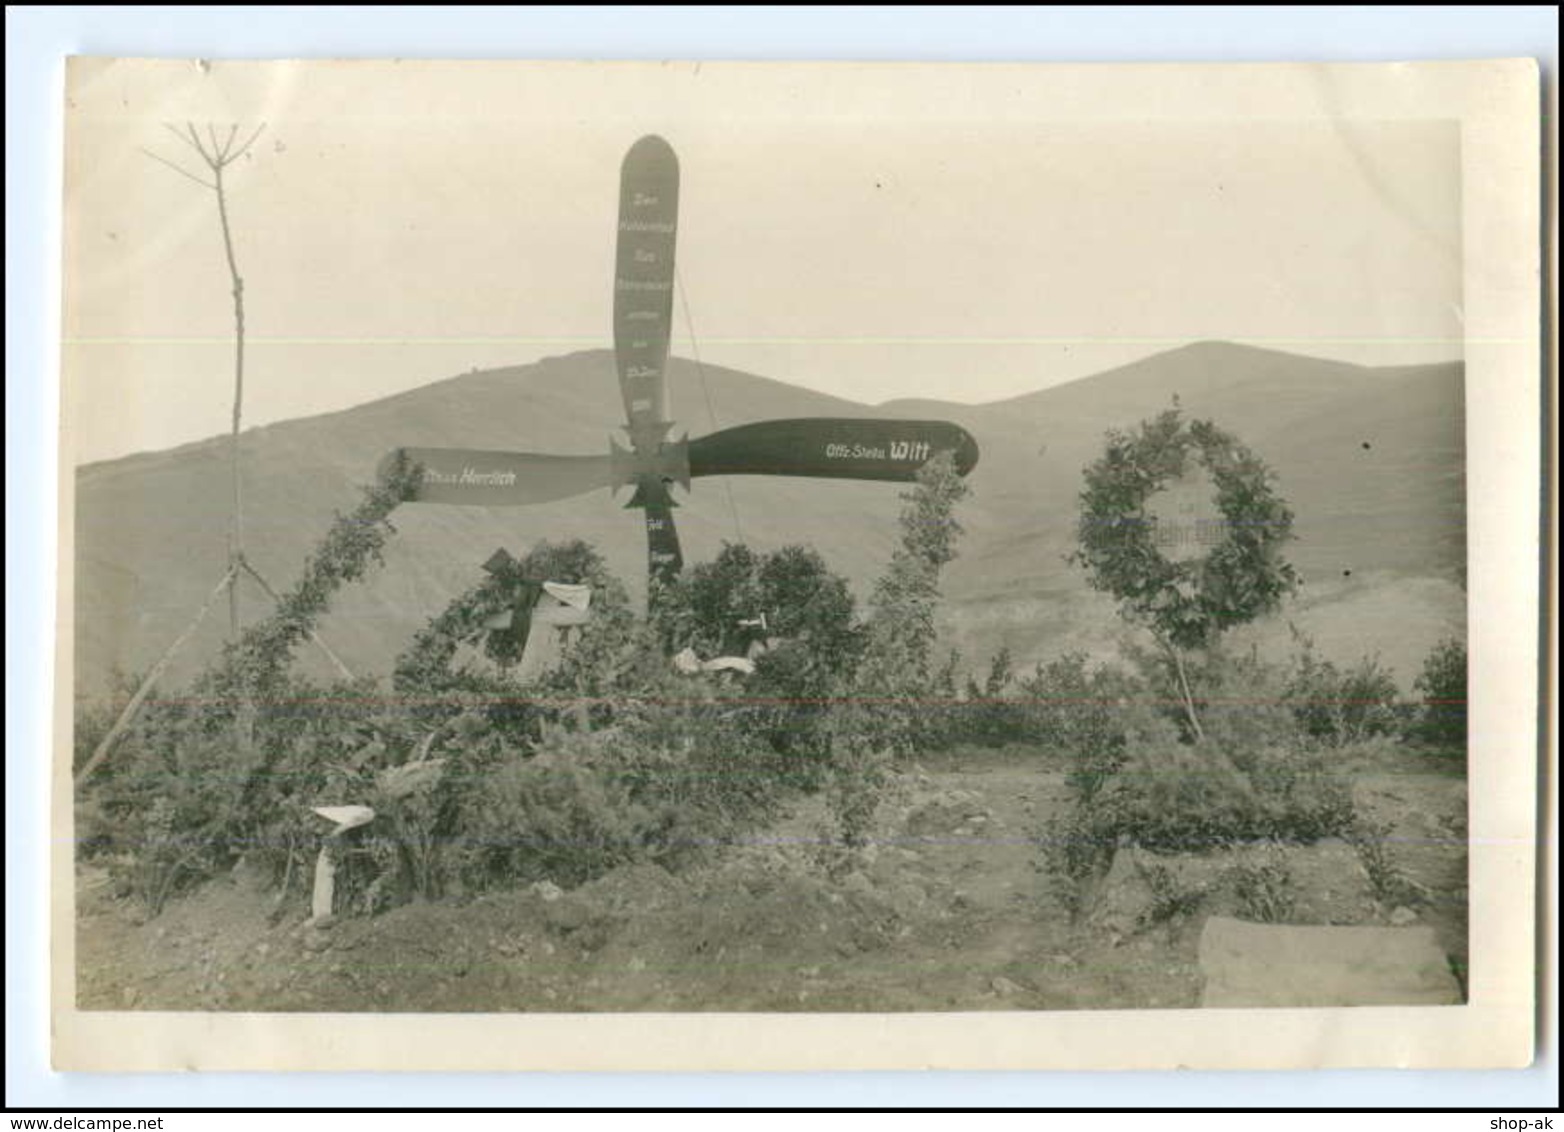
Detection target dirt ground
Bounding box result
[75,746,1468,1013]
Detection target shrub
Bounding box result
[129,795,221,916]
[924,648,965,751]
[1096,732,1357,854]
[96,670,543,918]
[1187,643,1294,741]
[455,728,664,890]
[824,732,891,857]
[96,699,269,913]
[614,682,787,846]
[1017,653,1138,800]
[1068,647,1357,858]
[654,541,864,789]
[453,697,785,892]
[1246,745,1360,844]
[1134,857,1210,929]
[655,542,859,672]
[957,647,1023,749]
[1284,630,1401,747]
[1118,638,1298,751]
[1040,717,1354,920]
[1227,843,1297,923]
[1034,637,1357,917]
[1412,637,1467,748]
[1344,816,1425,909]
[1037,808,1118,920]
[1096,730,1264,853]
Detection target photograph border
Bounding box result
[48,56,1541,1074]
[8,7,1552,1108]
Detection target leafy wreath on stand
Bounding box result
[1072,405,1299,738]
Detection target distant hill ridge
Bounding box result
[72,342,1465,697]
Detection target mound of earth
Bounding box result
[75,746,1467,1014]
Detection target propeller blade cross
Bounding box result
[383,135,979,591]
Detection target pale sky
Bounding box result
[63,59,1463,464]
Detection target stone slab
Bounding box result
[1198,915,1463,1008]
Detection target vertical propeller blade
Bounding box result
[614,135,684,584]
[614,135,679,449]
[642,492,684,586]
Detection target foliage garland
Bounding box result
[197,451,423,705]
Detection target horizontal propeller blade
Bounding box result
[687,418,979,483]
[382,447,613,507]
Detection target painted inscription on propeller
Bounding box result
[824,440,936,462]
[613,136,679,439]
[388,447,611,507]
[422,466,521,487]
[689,419,979,483]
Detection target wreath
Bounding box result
[1074,407,1298,651]
[390,540,634,732]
